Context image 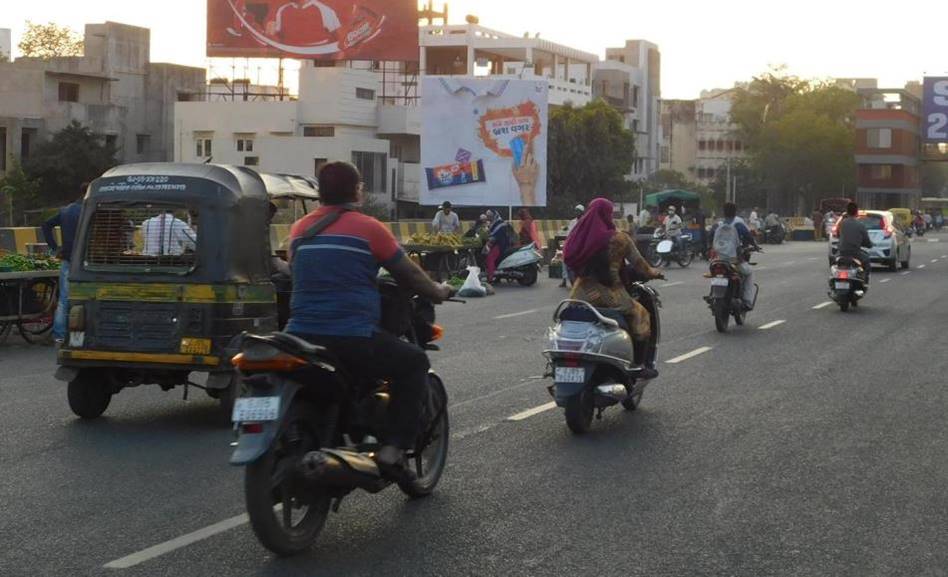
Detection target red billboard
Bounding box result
[207,0,419,61]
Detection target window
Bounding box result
[660,146,669,163]
[303,126,335,137]
[58,82,79,102]
[136,134,150,155]
[356,88,376,100]
[697,168,706,179]
[244,156,259,166]
[105,134,118,151]
[868,128,892,149]
[351,151,387,193]
[870,165,893,180]
[632,119,639,133]
[195,138,212,158]
[707,168,716,180]
[698,140,707,151]
[0,127,6,172]
[632,85,639,107]
[84,203,198,273]
[236,138,254,152]
[21,128,35,160]
[314,158,328,177]
[734,141,744,152]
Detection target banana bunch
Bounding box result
[408,232,465,247]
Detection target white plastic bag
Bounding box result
[458,266,487,298]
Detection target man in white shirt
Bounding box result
[638,206,651,228]
[141,211,197,256]
[431,201,461,234]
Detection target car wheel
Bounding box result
[888,258,898,272]
[901,250,910,270]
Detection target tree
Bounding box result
[18,21,84,59]
[0,160,41,226]
[547,99,636,216]
[23,121,117,207]
[729,70,859,213]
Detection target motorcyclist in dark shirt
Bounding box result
[837,202,873,283]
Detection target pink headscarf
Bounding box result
[563,198,615,271]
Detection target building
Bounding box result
[175,21,599,216]
[660,99,697,176]
[593,40,662,180]
[854,87,922,209]
[0,22,205,176]
[0,28,11,62]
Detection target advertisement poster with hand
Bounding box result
[421,78,548,207]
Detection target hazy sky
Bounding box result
[2,0,944,98]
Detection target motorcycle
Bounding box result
[229,279,453,556]
[828,255,867,312]
[703,248,760,333]
[492,244,542,286]
[648,228,694,268]
[543,273,661,434]
[761,224,785,245]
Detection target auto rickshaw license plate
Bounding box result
[232,397,280,422]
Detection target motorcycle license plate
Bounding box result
[835,282,851,290]
[711,277,730,287]
[554,367,586,383]
[232,397,280,423]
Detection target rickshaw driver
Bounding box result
[287,161,453,477]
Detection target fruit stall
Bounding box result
[0,254,60,344]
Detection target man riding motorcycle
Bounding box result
[710,202,759,310]
[664,206,684,252]
[287,161,452,477]
[836,202,873,284]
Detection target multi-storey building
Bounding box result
[0,29,11,62]
[0,22,205,176]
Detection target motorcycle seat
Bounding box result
[559,306,630,331]
[244,332,342,365]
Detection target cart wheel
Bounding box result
[18,278,57,344]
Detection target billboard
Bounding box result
[421,78,548,207]
[207,0,419,61]
[923,77,948,143]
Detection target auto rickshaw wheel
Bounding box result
[208,373,242,418]
[67,370,112,419]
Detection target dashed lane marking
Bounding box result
[918,265,927,270]
[494,308,540,320]
[508,402,557,421]
[932,259,939,264]
[758,320,787,330]
[901,271,912,276]
[666,346,712,364]
[879,278,891,284]
[812,302,834,310]
[661,281,685,288]
[104,514,249,569]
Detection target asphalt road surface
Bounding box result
[1,236,946,577]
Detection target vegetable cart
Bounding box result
[0,270,59,344]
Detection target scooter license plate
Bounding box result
[554,367,586,383]
[232,397,280,423]
[835,282,851,290]
[711,277,730,287]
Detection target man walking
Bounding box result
[42,183,87,345]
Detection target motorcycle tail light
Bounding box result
[232,352,307,372]
[837,270,849,280]
[241,423,264,434]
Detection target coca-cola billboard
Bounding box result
[207,0,419,61]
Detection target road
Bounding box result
[1,236,946,577]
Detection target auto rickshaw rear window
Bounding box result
[83,203,198,273]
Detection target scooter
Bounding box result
[828,255,867,312]
[703,248,760,333]
[648,228,694,268]
[492,245,542,286]
[543,275,661,434]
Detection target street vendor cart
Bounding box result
[0,269,58,344]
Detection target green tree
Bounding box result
[548,99,636,216]
[23,121,117,207]
[18,21,84,59]
[0,160,41,226]
[730,71,859,213]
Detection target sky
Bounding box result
[1,0,945,99]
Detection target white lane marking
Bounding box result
[932,259,939,263]
[942,255,947,259]
[928,238,940,243]
[901,271,912,276]
[508,402,557,421]
[784,261,797,266]
[879,278,891,284]
[812,301,834,310]
[104,513,249,569]
[758,320,787,330]
[494,308,540,320]
[918,265,927,270]
[661,281,685,288]
[665,346,712,364]
[807,257,819,261]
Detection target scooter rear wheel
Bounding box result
[564,389,594,434]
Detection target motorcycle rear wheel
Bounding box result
[245,400,331,557]
[839,300,850,312]
[564,389,594,434]
[713,302,730,333]
[677,250,694,268]
[399,376,450,498]
[517,266,538,287]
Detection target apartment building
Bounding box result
[0,28,10,62]
[855,87,922,209]
[0,22,205,175]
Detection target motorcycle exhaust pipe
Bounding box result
[595,383,629,401]
[299,450,388,494]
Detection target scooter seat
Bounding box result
[559,306,630,331]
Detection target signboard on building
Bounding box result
[206,0,419,61]
[922,77,948,143]
[421,78,549,207]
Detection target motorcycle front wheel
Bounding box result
[647,246,664,268]
[677,249,694,268]
[245,400,331,556]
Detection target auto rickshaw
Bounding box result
[55,163,318,419]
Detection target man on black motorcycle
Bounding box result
[710,202,759,310]
[286,161,453,476]
[837,202,873,284]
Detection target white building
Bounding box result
[694,88,746,184]
[174,22,599,216]
[594,40,662,180]
[0,22,205,176]
[0,28,11,62]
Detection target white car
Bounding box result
[829,210,912,271]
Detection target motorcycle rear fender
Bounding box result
[710,284,729,298]
[229,376,302,466]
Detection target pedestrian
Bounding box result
[517,208,541,249]
[693,206,707,257]
[638,205,651,229]
[431,201,461,235]
[812,210,824,241]
[42,182,87,345]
